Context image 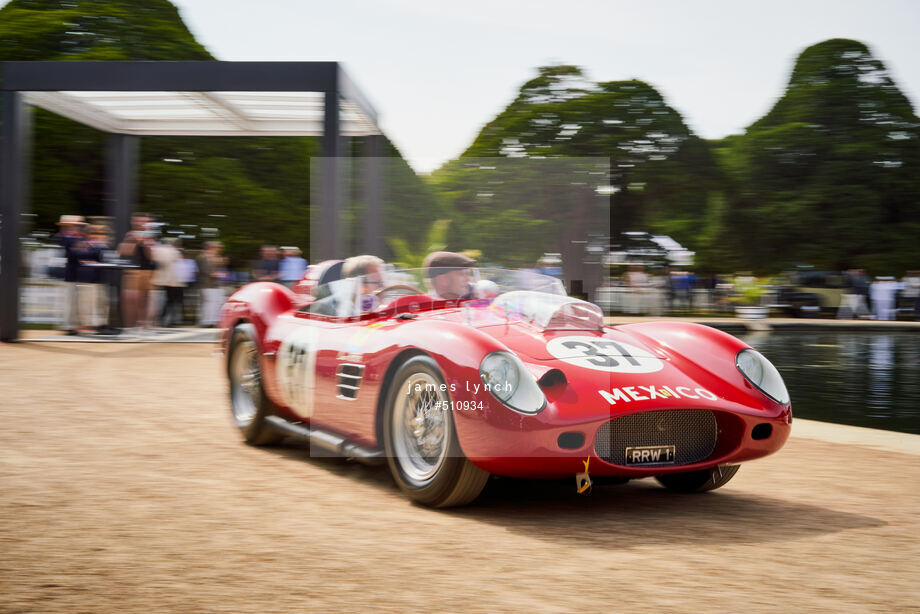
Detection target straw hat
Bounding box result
[57,214,86,226]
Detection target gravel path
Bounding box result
[1,342,918,613]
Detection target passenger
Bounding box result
[423,251,476,300]
[312,255,384,316]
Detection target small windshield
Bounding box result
[307,266,569,317]
[490,292,605,330]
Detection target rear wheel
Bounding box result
[228,323,283,446]
[383,355,489,507]
[655,465,739,493]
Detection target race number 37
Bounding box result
[276,326,318,418]
[545,337,664,373]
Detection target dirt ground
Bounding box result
[1,341,918,613]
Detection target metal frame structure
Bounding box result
[0,61,383,340]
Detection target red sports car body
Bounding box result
[220,265,791,507]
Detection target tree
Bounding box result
[0,0,442,267]
[716,39,920,273]
[430,66,723,271]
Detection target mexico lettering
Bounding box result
[599,384,718,404]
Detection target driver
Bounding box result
[423,251,476,300]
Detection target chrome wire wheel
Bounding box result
[230,337,260,426]
[391,371,450,484]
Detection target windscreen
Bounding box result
[307,267,571,317]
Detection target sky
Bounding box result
[170,0,920,173]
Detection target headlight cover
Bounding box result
[479,351,546,414]
[735,348,790,405]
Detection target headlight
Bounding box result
[479,351,546,414]
[736,349,790,405]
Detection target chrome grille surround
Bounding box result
[595,409,718,466]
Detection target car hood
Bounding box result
[469,318,763,412]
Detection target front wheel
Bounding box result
[383,355,489,507]
[655,464,739,492]
[228,323,283,446]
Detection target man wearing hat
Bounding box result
[54,214,88,334]
[423,251,476,300]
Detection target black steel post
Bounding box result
[363,135,383,256]
[105,133,139,242]
[0,92,30,341]
[320,89,342,261]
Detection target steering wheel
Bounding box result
[373,284,425,304]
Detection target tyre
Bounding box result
[383,355,489,507]
[228,322,283,446]
[655,464,740,493]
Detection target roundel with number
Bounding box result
[276,326,318,418]
[545,336,664,373]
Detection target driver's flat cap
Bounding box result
[423,251,476,277]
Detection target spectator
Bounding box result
[75,224,110,333]
[870,276,897,321]
[838,269,870,319]
[197,241,225,327]
[54,215,88,335]
[279,246,308,289]
[671,270,693,312]
[152,237,184,327]
[175,250,199,325]
[903,270,920,321]
[625,264,648,314]
[254,245,281,282]
[118,213,156,333]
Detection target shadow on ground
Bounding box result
[261,439,885,549]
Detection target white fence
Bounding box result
[19,279,211,326]
[21,278,67,324]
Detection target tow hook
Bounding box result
[575,457,592,495]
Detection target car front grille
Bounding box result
[595,409,718,466]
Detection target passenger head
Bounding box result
[424,251,476,300]
[343,255,385,293]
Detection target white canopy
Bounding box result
[24,90,379,137]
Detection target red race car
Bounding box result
[221,263,791,507]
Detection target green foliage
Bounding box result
[719,39,920,273]
[0,0,222,247]
[139,138,315,268]
[431,66,722,268]
[0,0,441,267]
[377,150,449,260]
[388,219,450,268]
[731,276,768,306]
[433,43,920,275]
[5,6,919,278]
[0,0,214,61]
[429,157,608,268]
